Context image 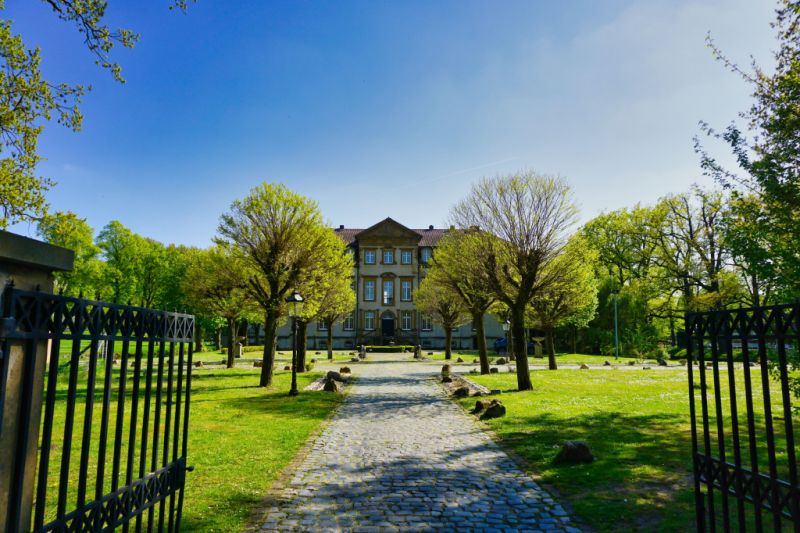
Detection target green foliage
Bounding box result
[36,211,102,296]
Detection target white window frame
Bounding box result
[401,280,412,301]
[364,250,376,264]
[365,280,375,301]
[401,250,413,264]
[421,315,433,331]
[383,249,394,264]
[364,311,375,331]
[421,247,432,263]
[343,313,354,331]
[401,311,412,331]
[318,320,327,331]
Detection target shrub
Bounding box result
[670,348,687,360]
[365,345,415,353]
[243,345,264,353]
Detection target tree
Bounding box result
[182,245,259,368]
[425,230,495,374]
[527,235,598,369]
[414,277,468,360]
[36,211,102,296]
[217,183,332,387]
[699,0,800,296]
[450,172,578,390]
[0,1,188,227]
[96,220,140,303]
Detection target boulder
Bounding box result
[496,357,507,365]
[471,399,493,414]
[310,358,317,363]
[490,367,499,374]
[441,376,453,383]
[358,352,367,360]
[339,366,351,374]
[553,441,595,464]
[473,358,479,364]
[456,357,464,363]
[315,351,321,355]
[283,365,291,371]
[452,386,470,398]
[480,400,506,420]
[658,359,668,367]
[326,371,345,382]
[603,360,611,366]
[427,351,434,356]
[508,366,516,372]
[643,366,651,370]
[350,357,360,363]
[323,378,341,393]
[194,361,204,368]
[579,363,589,370]
[252,360,262,368]
[441,364,451,375]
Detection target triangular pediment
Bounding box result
[355,218,422,245]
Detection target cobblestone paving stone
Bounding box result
[259,355,580,532]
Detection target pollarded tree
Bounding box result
[182,245,260,368]
[450,172,578,391]
[414,277,468,360]
[425,230,495,374]
[217,183,332,387]
[527,235,598,370]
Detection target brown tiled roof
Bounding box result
[332,226,448,247]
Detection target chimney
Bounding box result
[428,224,433,230]
[339,224,344,230]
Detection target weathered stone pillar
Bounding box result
[0,230,73,532]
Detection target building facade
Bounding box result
[274,217,506,350]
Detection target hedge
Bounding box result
[366,345,415,353]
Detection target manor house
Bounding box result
[274,217,506,350]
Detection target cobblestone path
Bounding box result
[257,355,579,532]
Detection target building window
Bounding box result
[365,280,375,301]
[383,249,394,264]
[364,311,375,330]
[343,313,354,331]
[420,247,432,264]
[401,311,412,331]
[401,250,413,264]
[421,315,432,331]
[401,280,412,301]
[383,280,394,305]
[364,250,376,264]
[318,320,327,331]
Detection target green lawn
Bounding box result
[457,368,797,532]
[35,359,342,533]
[193,348,357,365]
[429,350,647,366]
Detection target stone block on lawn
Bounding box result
[441,364,451,375]
[194,361,204,368]
[553,440,595,464]
[323,378,341,393]
[604,360,611,366]
[579,363,589,369]
[480,400,506,420]
[452,386,470,398]
[496,357,506,365]
[490,367,499,374]
[441,375,453,383]
[326,371,346,382]
[471,399,493,414]
[253,360,262,368]
[339,366,351,374]
[456,357,464,363]
[284,365,291,371]
[350,357,360,362]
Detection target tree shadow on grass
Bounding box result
[491,410,696,532]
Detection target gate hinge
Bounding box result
[0,317,16,339]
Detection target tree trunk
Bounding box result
[511,306,532,390]
[215,328,222,351]
[546,327,557,370]
[327,319,334,360]
[473,314,490,374]
[296,319,308,372]
[260,308,279,387]
[194,324,204,353]
[226,318,236,369]
[444,326,453,360]
[241,319,249,346]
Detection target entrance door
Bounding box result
[381,316,394,338]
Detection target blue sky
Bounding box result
[9,0,776,247]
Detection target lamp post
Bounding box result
[611,289,619,360]
[286,290,305,396]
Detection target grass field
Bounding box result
[33,355,342,533]
[429,350,648,366]
[457,367,797,532]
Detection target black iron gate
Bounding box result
[0,285,194,532]
[686,303,799,532]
